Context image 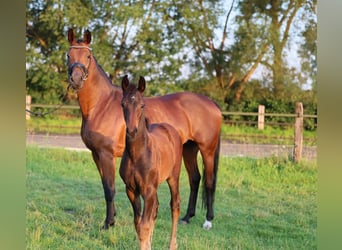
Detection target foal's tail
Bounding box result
[202,133,221,209]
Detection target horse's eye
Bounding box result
[141,104,145,109]
[87,55,91,59]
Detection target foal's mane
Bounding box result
[145,117,151,130]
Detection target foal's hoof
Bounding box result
[202,220,212,230]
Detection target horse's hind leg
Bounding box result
[180,140,200,224]
[199,141,220,230]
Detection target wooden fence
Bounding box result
[221,104,316,162]
[221,104,317,128]
[26,96,317,162]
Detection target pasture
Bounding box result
[26,146,316,249]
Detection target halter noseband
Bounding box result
[69,45,92,51]
[68,62,89,81]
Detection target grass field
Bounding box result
[26,146,317,249]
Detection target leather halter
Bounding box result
[68,46,92,83]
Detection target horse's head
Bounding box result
[67,28,93,90]
[121,75,146,138]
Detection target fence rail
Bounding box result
[30,104,80,109]
[26,97,317,161]
[222,111,317,118]
[26,104,318,119]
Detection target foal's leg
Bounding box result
[139,189,159,250]
[92,151,116,229]
[126,187,142,232]
[167,177,181,250]
[180,141,200,224]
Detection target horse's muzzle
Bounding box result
[68,62,88,90]
[126,127,138,138]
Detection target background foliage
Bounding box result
[26,0,317,125]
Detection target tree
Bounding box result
[298,0,317,91]
[170,0,316,107]
[234,0,316,100]
[87,1,189,95]
[169,0,233,107]
[26,0,317,116]
[26,0,187,103]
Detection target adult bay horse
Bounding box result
[120,76,182,250]
[67,28,222,229]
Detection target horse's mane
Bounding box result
[91,53,121,89]
[76,39,120,89]
[91,56,111,81]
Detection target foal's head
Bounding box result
[121,75,146,138]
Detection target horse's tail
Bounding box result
[202,132,221,209]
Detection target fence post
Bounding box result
[293,102,303,162]
[258,105,265,130]
[26,95,31,120]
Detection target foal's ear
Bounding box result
[84,29,91,44]
[138,76,146,93]
[68,28,75,44]
[122,75,129,91]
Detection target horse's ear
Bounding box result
[84,29,91,44]
[122,75,129,91]
[138,76,146,93]
[68,28,75,44]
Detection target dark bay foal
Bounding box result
[119,76,182,250]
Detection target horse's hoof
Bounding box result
[101,220,115,230]
[179,219,189,225]
[202,220,212,230]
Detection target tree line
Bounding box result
[26,0,317,129]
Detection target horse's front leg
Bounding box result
[126,187,142,231]
[92,151,116,229]
[139,190,159,250]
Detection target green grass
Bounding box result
[26,146,317,249]
[26,116,317,146]
[26,116,81,135]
